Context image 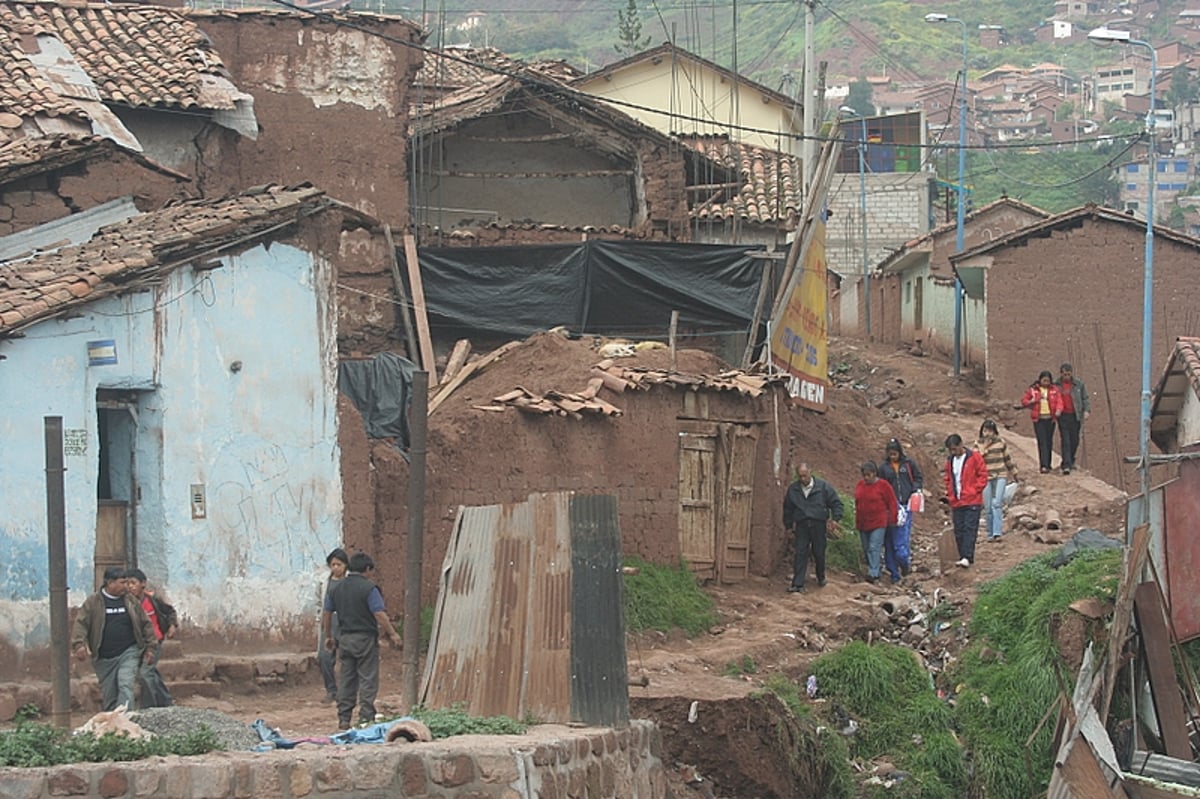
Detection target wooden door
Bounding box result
[94,500,128,590]
[913,276,924,332]
[677,423,718,579]
[717,424,759,583]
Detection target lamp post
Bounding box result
[1088,26,1157,513]
[840,107,871,337]
[925,12,969,376]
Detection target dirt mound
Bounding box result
[633,693,835,799]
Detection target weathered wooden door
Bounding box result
[717,424,759,583]
[94,501,128,590]
[677,423,718,580]
[913,276,924,332]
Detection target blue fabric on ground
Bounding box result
[330,717,417,745]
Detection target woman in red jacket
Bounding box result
[854,461,898,583]
[943,434,990,567]
[1020,370,1063,474]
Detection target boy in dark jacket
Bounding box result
[782,463,844,593]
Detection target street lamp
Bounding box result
[925,12,969,376]
[1089,26,1157,512]
[839,106,871,338]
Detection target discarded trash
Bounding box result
[806,675,819,698]
[687,701,699,723]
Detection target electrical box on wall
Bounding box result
[190,484,206,519]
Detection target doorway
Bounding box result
[94,390,139,589]
[677,420,761,583]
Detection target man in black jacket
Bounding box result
[782,463,845,593]
[323,552,401,729]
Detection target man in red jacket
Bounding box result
[943,433,989,568]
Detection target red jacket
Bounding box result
[854,478,898,531]
[944,449,989,508]
[1021,383,1063,422]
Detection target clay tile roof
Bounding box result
[0,0,233,120]
[1150,336,1200,449]
[0,184,339,337]
[415,46,581,92]
[0,134,108,182]
[681,134,801,226]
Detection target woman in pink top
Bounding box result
[854,461,898,584]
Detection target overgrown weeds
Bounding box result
[949,547,1121,799]
[410,705,526,738]
[723,655,758,676]
[0,719,220,768]
[826,494,863,576]
[623,556,717,637]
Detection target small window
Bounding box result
[1126,183,1138,191]
[1127,164,1139,173]
[1175,161,1189,172]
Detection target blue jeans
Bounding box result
[858,527,886,579]
[884,512,913,581]
[982,477,1007,539]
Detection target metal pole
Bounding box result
[402,370,428,711]
[954,18,968,376]
[45,417,70,729]
[859,117,870,338]
[802,0,817,188]
[1138,40,1157,520]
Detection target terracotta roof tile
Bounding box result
[415,46,581,95]
[682,134,801,225]
[0,184,335,337]
[0,0,234,124]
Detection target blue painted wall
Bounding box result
[0,243,342,649]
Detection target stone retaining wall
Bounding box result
[0,721,665,799]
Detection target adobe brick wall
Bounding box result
[0,157,191,236]
[985,216,1200,489]
[355,388,785,604]
[193,13,424,229]
[0,721,666,799]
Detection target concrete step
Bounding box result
[0,651,317,721]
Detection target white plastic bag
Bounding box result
[896,506,908,526]
[1003,481,1019,507]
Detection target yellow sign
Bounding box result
[769,217,829,411]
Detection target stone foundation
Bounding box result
[0,721,665,799]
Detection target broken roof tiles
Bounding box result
[414,46,581,95]
[0,1,240,134]
[0,184,345,337]
[683,134,801,226]
[488,362,777,417]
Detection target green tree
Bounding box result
[844,80,874,117]
[1166,68,1198,112]
[1055,100,1075,122]
[615,0,652,55]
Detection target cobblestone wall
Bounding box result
[0,721,665,799]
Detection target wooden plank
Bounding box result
[429,341,521,415]
[717,424,759,584]
[741,259,773,369]
[402,233,438,384]
[1102,523,1153,723]
[1133,581,1192,760]
[442,339,472,384]
[668,310,679,371]
[678,426,718,578]
[383,224,419,364]
[1057,738,1125,799]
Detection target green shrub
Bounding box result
[723,655,757,676]
[623,557,717,637]
[825,494,863,576]
[0,721,220,768]
[410,705,526,738]
[752,673,810,718]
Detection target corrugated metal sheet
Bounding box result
[421,491,627,726]
[569,493,629,727]
[1165,460,1200,640]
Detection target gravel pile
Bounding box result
[131,707,260,751]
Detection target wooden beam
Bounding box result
[402,233,438,385]
[668,310,679,372]
[1133,581,1192,760]
[442,339,472,384]
[462,133,572,143]
[685,182,743,191]
[428,169,635,179]
[741,260,773,368]
[429,341,521,415]
[383,224,418,364]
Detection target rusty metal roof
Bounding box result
[0,184,355,337]
[682,134,801,225]
[421,492,628,726]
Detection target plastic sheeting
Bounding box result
[338,352,417,446]
[410,240,773,338]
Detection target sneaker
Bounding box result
[338,721,352,731]
[956,558,970,568]
[866,575,879,584]
[1062,468,1071,475]
[788,585,805,593]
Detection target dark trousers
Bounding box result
[952,505,982,563]
[137,642,172,708]
[318,614,339,698]
[1033,418,1057,470]
[1059,413,1081,469]
[792,519,827,588]
[336,631,380,726]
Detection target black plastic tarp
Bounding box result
[338,352,417,447]
[409,240,772,338]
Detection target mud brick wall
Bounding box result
[0,721,666,799]
[345,387,786,605]
[984,216,1200,490]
